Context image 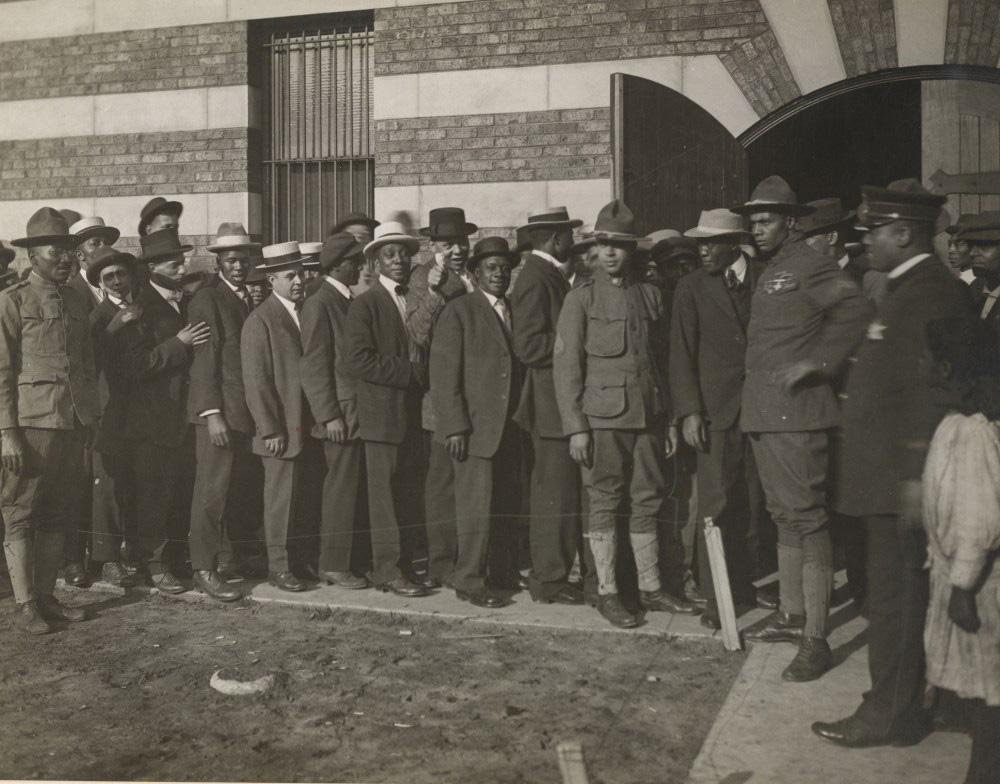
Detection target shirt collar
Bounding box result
[107,292,132,307]
[728,254,748,281]
[887,253,931,280]
[218,274,242,294]
[324,276,353,299]
[838,254,850,270]
[28,270,58,289]
[150,280,181,303]
[379,274,404,296]
[481,289,503,307]
[533,250,569,276]
[272,291,300,321]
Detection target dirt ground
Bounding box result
[0,585,744,784]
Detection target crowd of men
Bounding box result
[2,172,998,763]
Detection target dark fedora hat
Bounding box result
[320,232,364,271]
[85,246,137,287]
[419,207,478,238]
[946,213,977,236]
[733,175,816,217]
[140,228,193,262]
[957,211,1000,243]
[797,198,855,237]
[328,211,379,235]
[592,199,639,244]
[516,206,583,233]
[466,236,524,272]
[12,207,84,248]
[138,196,184,236]
[856,178,946,230]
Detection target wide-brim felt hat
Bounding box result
[662,237,699,261]
[258,241,305,272]
[947,213,978,236]
[466,236,525,271]
[641,229,681,253]
[516,206,583,233]
[684,209,751,239]
[419,207,478,238]
[328,211,379,235]
[70,216,121,246]
[363,221,421,259]
[570,234,597,256]
[733,175,816,217]
[12,207,84,248]
[797,198,855,236]
[855,178,946,230]
[85,246,137,287]
[246,267,269,284]
[207,222,261,253]
[957,211,1000,243]
[320,232,365,270]
[591,199,639,244]
[138,196,184,235]
[140,228,193,262]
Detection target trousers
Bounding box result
[318,437,366,573]
[527,433,581,600]
[424,435,457,583]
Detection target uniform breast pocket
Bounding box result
[585,315,626,357]
[582,381,626,418]
[17,371,60,420]
[20,302,66,357]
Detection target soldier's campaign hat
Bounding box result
[592,199,639,245]
[797,198,855,237]
[855,178,946,230]
[207,223,261,254]
[947,213,977,236]
[299,242,324,269]
[419,207,478,238]
[733,175,816,217]
[955,211,1000,243]
[328,211,379,235]
[59,209,83,228]
[516,206,583,233]
[570,234,597,257]
[85,246,137,287]
[140,228,193,262]
[138,196,184,236]
[12,207,85,248]
[363,221,421,259]
[684,209,752,239]
[258,242,305,273]
[319,232,364,271]
[70,216,121,246]
[466,236,524,272]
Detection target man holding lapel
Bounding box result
[241,242,314,593]
[346,222,430,598]
[186,223,261,602]
[300,232,370,589]
[670,209,770,630]
[430,237,524,608]
[510,207,585,605]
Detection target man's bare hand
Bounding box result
[569,432,592,468]
[665,424,680,459]
[325,418,347,444]
[777,359,823,393]
[428,257,447,290]
[682,413,708,452]
[446,433,468,462]
[177,321,210,347]
[107,304,142,334]
[263,433,287,457]
[207,412,231,448]
[1,428,26,475]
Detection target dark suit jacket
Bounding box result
[509,253,570,439]
[115,284,192,448]
[186,276,253,433]
[241,294,310,460]
[68,272,101,315]
[91,297,129,455]
[300,279,359,441]
[669,261,765,431]
[430,289,522,458]
[970,278,1000,344]
[836,255,973,517]
[346,282,425,445]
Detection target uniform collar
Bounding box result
[887,253,931,280]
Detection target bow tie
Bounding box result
[395,285,408,297]
[164,289,183,303]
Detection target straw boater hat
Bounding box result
[299,241,324,270]
[319,233,364,272]
[955,211,1000,243]
[466,236,524,272]
[419,207,478,238]
[70,216,121,246]
[516,206,583,233]
[733,175,816,218]
[140,228,192,262]
[12,207,84,248]
[684,209,751,239]
[85,246,137,287]
[591,199,639,245]
[363,221,420,259]
[796,198,856,237]
[328,211,379,236]
[138,196,184,236]
[258,242,304,273]
[855,179,946,231]
[207,222,261,254]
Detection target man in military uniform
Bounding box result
[1,208,100,634]
[737,176,871,681]
[813,180,972,747]
[800,198,886,305]
[554,200,696,628]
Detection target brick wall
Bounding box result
[0,22,247,101]
[718,28,798,115]
[945,0,1000,65]
[375,108,610,187]
[828,0,897,77]
[0,129,251,200]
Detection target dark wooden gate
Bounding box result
[612,74,748,235]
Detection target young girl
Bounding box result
[921,316,1000,784]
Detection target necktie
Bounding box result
[236,287,250,311]
[725,268,741,291]
[496,298,511,331]
[395,285,408,298]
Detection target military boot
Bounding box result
[4,539,50,635]
[34,531,87,623]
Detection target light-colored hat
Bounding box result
[207,222,261,254]
[684,209,752,239]
[299,241,323,269]
[363,221,420,259]
[258,241,304,272]
[70,216,121,245]
[640,229,681,253]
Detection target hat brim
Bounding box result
[142,244,194,262]
[207,241,262,253]
[329,216,380,234]
[419,222,479,238]
[731,202,816,218]
[363,235,421,258]
[592,231,638,245]
[11,233,85,248]
[963,231,1000,243]
[76,226,121,245]
[86,254,136,287]
[515,218,584,232]
[683,227,751,239]
[466,247,525,271]
[800,212,857,238]
[258,257,306,273]
[138,200,184,234]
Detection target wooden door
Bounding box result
[924,80,1000,216]
[612,74,748,235]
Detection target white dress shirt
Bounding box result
[86,279,106,303]
[324,276,353,300]
[533,249,572,278]
[481,289,511,331]
[728,254,748,282]
[150,280,182,313]
[981,284,1000,321]
[273,291,300,329]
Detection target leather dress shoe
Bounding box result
[193,570,242,602]
[63,562,88,588]
[296,564,321,582]
[813,713,932,748]
[456,588,510,609]
[701,606,721,630]
[13,601,50,635]
[152,571,187,595]
[100,561,136,588]
[539,584,584,605]
[516,574,530,591]
[639,589,700,615]
[321,571,369,590]
[37,594,87,623]
[781,636,832,682]
[743,610,805,643]
[597,594,640,628]
[268,571,306,592]
[755,583,779,610]
[377,578,430,597]
[684,586,709,608]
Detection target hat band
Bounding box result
[261,252,301,265]
[213,235,256,246]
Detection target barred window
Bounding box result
[258,14,374,243]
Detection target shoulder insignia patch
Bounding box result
[763,271,799,294]
[866,318,887,341]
